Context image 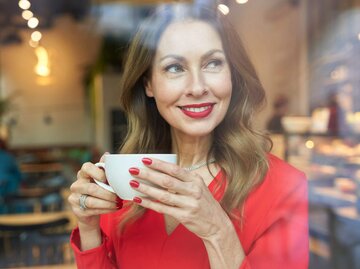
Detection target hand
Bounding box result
[128,158,231,240]
[68,154,119,232]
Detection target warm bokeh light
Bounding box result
[22,10,33,20]
[29,39,38,48]
[31,31,42,42]
[34,46,50,77]
[217,4,229,15]
[18,0,31,10]
[27,17,39,29]
[236,0,249,4]
[305,140,315,149]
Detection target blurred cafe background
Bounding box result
[0,0,360,268]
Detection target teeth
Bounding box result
[182,106,211,112]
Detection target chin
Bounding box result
[175,125,216,138]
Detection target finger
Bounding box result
[78,162,107,183]
[140,157,191,182]
[69,193,118,210]
[131,181,194,208]
[70,181,117,203]
[72,207,118,218]
[132,168,202,197]
[133,195,184,218]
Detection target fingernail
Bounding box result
[142,158,152,165]
[129,167,140,175]
[133,197,142,204]
[129,180,140,188]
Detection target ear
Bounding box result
[144,77,154,97]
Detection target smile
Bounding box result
[179,103,215,119]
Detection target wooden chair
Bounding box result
[0,213,73,267]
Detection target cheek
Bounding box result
[207,75,232,99]
[152,78,186,104]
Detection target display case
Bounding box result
[285,132,360,186]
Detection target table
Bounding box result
[0,210,77,230]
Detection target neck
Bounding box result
[171,129,213,168]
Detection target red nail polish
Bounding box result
[142,158,152,165]
[133,197,142,204]
[129,167,140,175]
[130,180,140,188]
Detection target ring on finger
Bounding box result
[79,194,88,211]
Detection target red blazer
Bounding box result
[71,154,309,268]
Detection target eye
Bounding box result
[165,63,184,73]
[205,59,224,70]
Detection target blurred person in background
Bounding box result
[68,4,308,269]
[0,138,22,213]
[266,94,289,133]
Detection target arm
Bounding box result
[71,226,118,269]
[203,217,245,269]
[68,159,120,269]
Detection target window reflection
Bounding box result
[0,0,360,268]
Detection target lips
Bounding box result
[179,103,215,119]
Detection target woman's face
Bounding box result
[145,20,232,138]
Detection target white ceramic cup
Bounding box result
[94,154,177,200]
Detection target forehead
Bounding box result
[155,20,224,56]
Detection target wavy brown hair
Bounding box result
[117,4,271,229]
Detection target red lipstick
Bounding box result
[179,103,215,119]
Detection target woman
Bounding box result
[69,4,308,269]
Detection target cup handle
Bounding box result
[94,162,116,193]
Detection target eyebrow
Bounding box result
[159,49,225,63]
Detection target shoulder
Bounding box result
[244,154,307,222]
[240,154,308,237]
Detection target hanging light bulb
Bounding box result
[18,0,31,10]
[34,46,51,77]
[29,39,39,48]
[22,10,33,20]
[28,17,39,29]
[31,31,42,42]
[217,4,230,15]
[236,0,248,4]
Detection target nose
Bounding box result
[186,70,208,97]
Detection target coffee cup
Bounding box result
[94,154,177,200]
